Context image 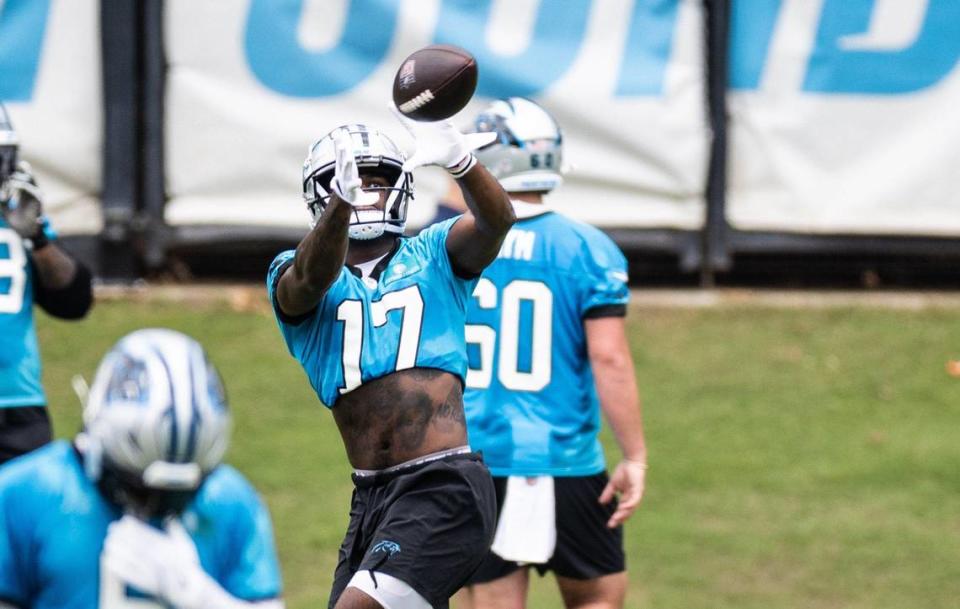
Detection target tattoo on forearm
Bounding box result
[295,200,351,289]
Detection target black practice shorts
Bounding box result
[468,472,626,583]
[328,452,497,609]
[0,406,52,466]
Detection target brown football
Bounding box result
[393,44,478,121]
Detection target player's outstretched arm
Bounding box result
[2,162,93,318]
[276,197,351,317]
[392,108,515,276]
[276,129,377,317]
[445,162,515,276]
[586,316,648,528]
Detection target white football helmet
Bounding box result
[0,104,19,189]
[303,124,414,240]
[78,329,231,517]
[473,97,563,193]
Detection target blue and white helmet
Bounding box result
[79,329,231,515]
[302,124,414,240]
[473,97,564,193]
[0,103,18,187]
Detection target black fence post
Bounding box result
[99,0,141,280]
[141,0,167,270]
[701,0,732,286]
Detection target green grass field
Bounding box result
[37,294,960,609]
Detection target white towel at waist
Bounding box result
[490,475,556,564]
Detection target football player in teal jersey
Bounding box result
[458,99,648,609]
[0,329,284,609]
[0,103,93,464]
[267,114,514,608]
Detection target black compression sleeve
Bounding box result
[33,261,93,320]
[583,303,627,319]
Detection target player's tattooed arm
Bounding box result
[276,198,352,317]
[446,162,515,276]
[279,127,375,316]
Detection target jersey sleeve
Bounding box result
[0,470,34,607]
[266,250,346,364]
[576,229,629,318]
[265,250,297,321]
[211,468,283,601]
[412,216,479,303]
[415,216,460,276]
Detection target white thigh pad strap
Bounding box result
[346,570,432,609]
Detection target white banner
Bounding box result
[164,0,709,233]
[0,0,102,236]
[727,0,960,236]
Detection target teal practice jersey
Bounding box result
[463,204,629,477]
[0,442,283,608]
[267,217,478,408]
[0,223,45,408]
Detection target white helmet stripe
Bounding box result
[184,342,207,462]
[145,344,182,462]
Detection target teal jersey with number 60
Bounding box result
[463,204,630,477]
[0,222,45,408]
[267,217,477,408]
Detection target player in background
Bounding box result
[458,98,648,609]
[267,112,514,608]
[0,329,284,609]
[0,103,93,465]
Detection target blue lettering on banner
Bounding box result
[0,0,52,101]
[803,0,960,94]
[615,0,681,95]
[729,0,782,90]
[432,0,591,99]
[244,0,398,97]
[731,0,960,94]
[241,0,959,98]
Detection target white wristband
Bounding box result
[446,154,477,179]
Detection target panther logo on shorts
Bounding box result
[371,540,401,556]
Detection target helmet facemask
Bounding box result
[95,455,201,519]
[0,104,19,194]
[0,146,16,189]
[303,125,414,240]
